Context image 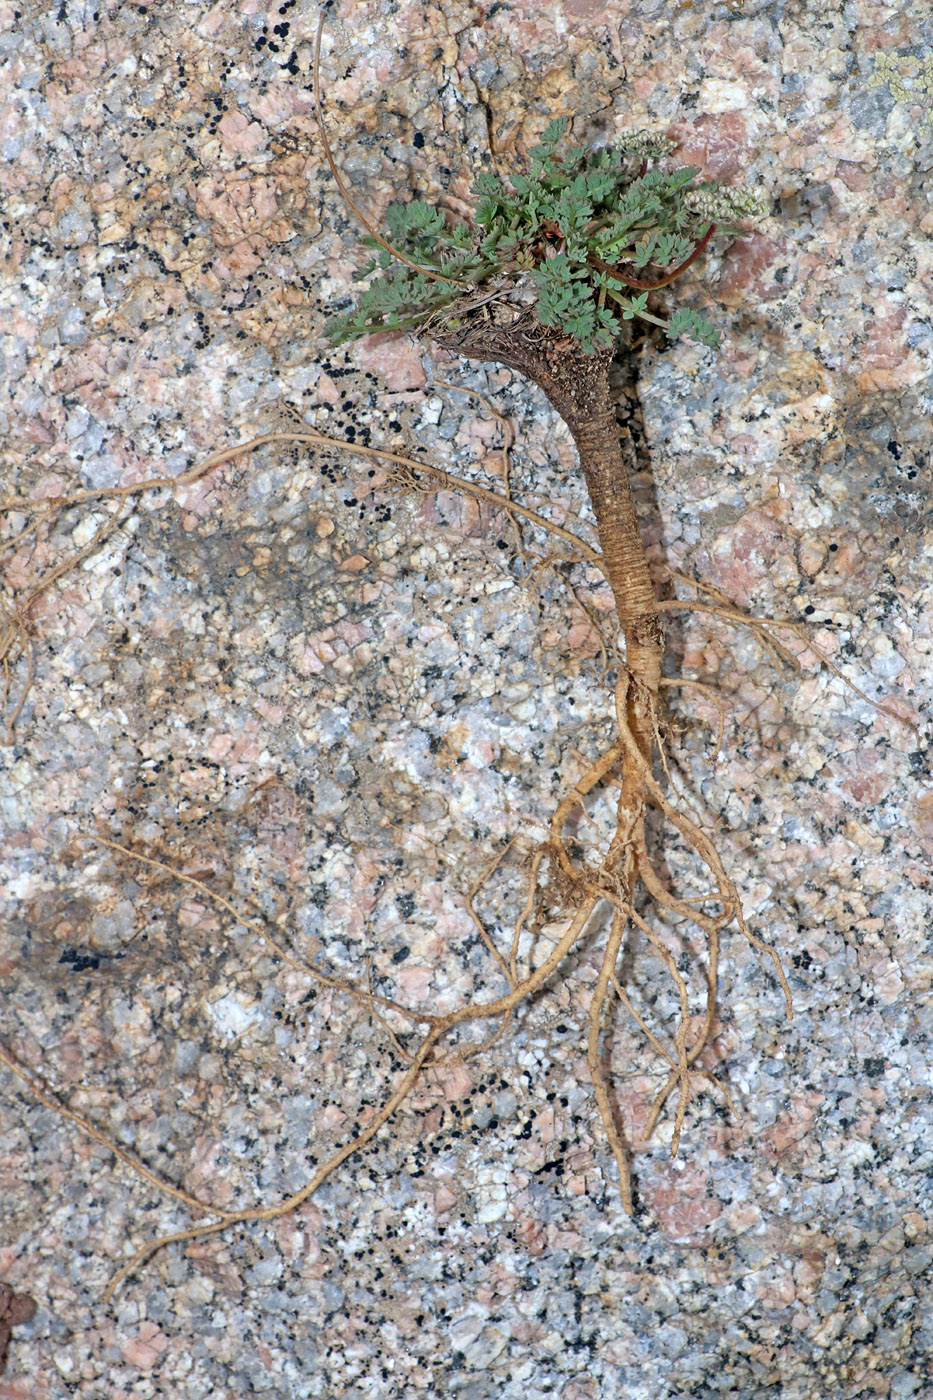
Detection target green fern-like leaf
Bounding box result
[326,120,764,353]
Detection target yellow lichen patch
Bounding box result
[866,51,933,128]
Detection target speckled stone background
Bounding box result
[2,1,932,1397]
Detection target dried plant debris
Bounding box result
[0,1284,36,1373]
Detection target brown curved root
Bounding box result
[2,431,810,1297]
[0,603,799,1303]
[102,891,604,1300]
[97,653,795,1293]
[3,644,797,1300]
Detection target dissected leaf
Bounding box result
[326,120,763,353]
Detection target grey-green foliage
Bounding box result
[325,118,765,355]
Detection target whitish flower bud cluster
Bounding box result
[684,186,767,221]
[611,130,677,159]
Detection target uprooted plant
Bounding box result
[322,108,796,1184]
[7,33,903,1304]
[98,88,802,1291]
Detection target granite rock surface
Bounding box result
[1,2,931,1397]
